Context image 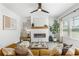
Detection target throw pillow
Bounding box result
[19,41,30,48]
[75,48,79,55]
[0,48,3,56]
[65,50,74,56]
[65,47,75,56]
[2,48,16,56]
[49,48,61,56]
[15,45,29,56]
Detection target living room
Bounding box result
[0,3,79,56]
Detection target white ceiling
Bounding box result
[2,3,76,18]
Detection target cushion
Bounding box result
[62,49,68,55]
[75,48,79,55]
[0,48,3,56]
[49,48,61,56]
[2,48,16,56]
[19,41,30,48]
[65,50,74,56]
[40,49,49,56]
[15,45,29,56]
[63,47,75,56]
[62,43,73,56]
[31,49,39,56]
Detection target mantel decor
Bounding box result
[3,15,17,30]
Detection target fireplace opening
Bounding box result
[34,33,46,38]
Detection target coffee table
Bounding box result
[30,42,48,49]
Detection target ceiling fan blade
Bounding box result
[30,9,38,13]
[41,9,49,13]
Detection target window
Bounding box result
[71,16,79,39]
[63,19,68,36]
[63,16,79,39]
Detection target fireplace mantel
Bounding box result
[32,26,48,29]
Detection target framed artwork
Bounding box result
[3,15,17,30]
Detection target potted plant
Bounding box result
[50,20,60,41]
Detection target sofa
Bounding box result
[0,43,50,56]
[0,43,79,56]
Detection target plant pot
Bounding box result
[54,33,60,42]
[53,38,57,42]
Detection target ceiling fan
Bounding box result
[30,3,49,13]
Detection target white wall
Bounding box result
[49,16,54,26]
[0,4,22,47]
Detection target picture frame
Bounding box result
[3,15,17,30]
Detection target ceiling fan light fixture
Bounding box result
[30,3,49,13]
[38,9,41,11]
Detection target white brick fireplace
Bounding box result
[31,28,49,42]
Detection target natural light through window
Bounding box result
[63,16,79,40]
[71,16,79,39]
